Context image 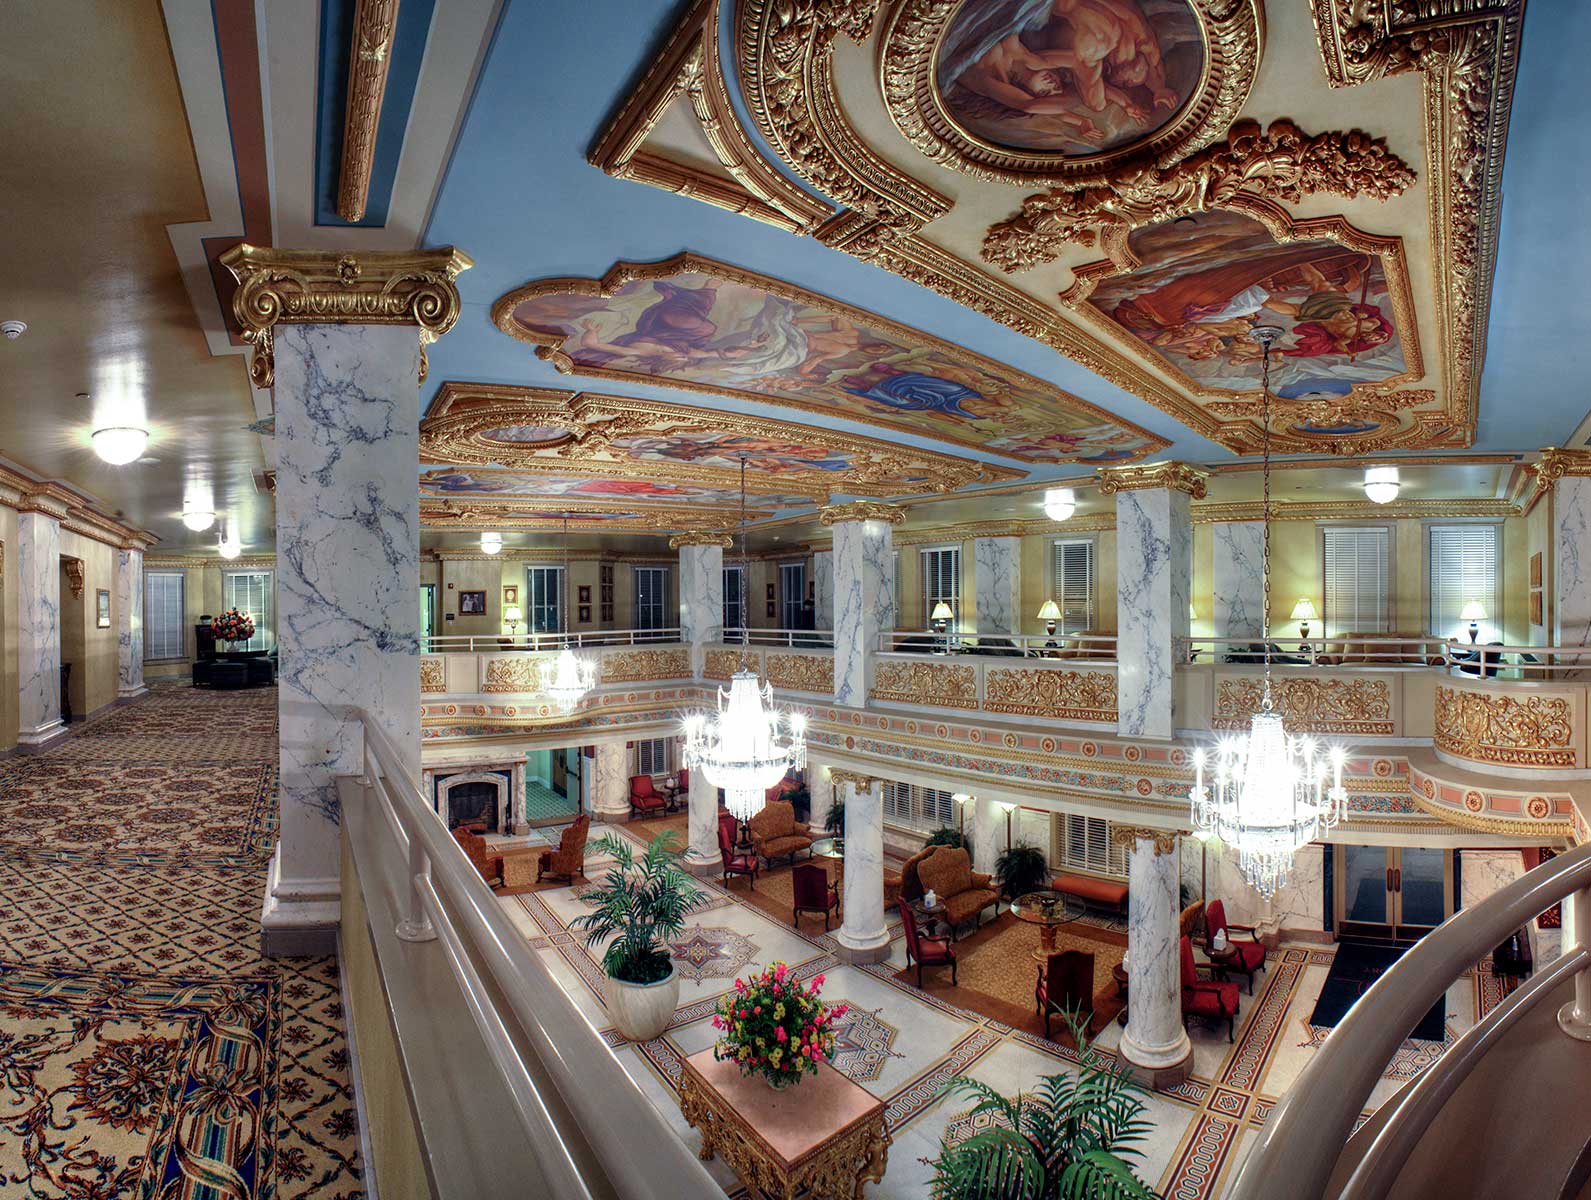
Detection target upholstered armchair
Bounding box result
[537,814,590,884]
[898,898,956,988]
[915,846,999,936]
[718,812,759,890]
[791,862,840,930]
[1179,900,1205,942]
[452,828,503,887]
[896,844,941,904]
[1035,949,1096,1039]
[629,775,667,819]
[1181,934,1240,1042]
[1204,899,1267,993]
[749,800,813,866]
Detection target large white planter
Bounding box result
[606,965,680,1042]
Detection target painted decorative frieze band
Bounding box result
[668,532,735,549]
[765,653,834,695]
[1108,825,1183,856]
[982,667,1117,723]
[1434,685,1578,768]
[705,648,762,681]
[869,660,977,708]
[600,648,692,683]
[1215,677,1394,735]
[1097,462,1210,500]
[420,657,446,694]
[482,656,548,693]
[819,501,907,527]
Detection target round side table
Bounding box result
[1011,889,1086,962]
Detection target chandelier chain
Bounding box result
[739,456,750,672]
[1260,333,1273,709]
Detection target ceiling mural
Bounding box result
[491,255,1168,465]
[420,469,814,509]
[588,0,1523,456]
[420,496,750,534]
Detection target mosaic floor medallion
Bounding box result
[827,1004,902,1084]
[667,927,758,983]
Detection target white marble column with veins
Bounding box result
[17,510,64,746]
[830,507,898,707]
[813,550,834,631]
[676,537,725,678]
[1119,830,1193,1087]
[116,548,147,699]
[1211,521,1265,640]
[973,536,1020,635]
[1115,487,1191,739]
[837,776,890,962]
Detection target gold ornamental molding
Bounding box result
[420,496,743,535]
[1434,685,1578,769]
[219,244,472,388]
[1526,448,1591,512]
[482,657,550,693]
[335,0,399,222]
[705,647,761,681]
[1096,462,1210,500]
[668,532,735,549]
[819,501,907,527]
[1108,825,1183,857]
[600,648,692,684]
[420,657,446,694]
[62,558,85,600]
[1192,498,1517,524]
[828,768,885,792]
[870,659,977,708]
[1215,677,1394,736]
[982,667,1117,724]
[766,652,835,696]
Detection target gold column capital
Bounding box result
[1096,461,1209,500]
[219,244,473,388]
[819,501,906,527]
[668,531,735,549]
[829,768,883,791]
[1109,824,1184,857]
[1532,448,1591,490]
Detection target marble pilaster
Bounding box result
[813,551,834,631]
[1461,849,1524,910]
[970,794,1002,879]
[685,761,720,875]
[1116,489,1191,739]
[831,515,896,706]
[836,778,890,962]
[591,742,631,823]
[266,323,421,955]
[17,511,64,746]
[973,537,1020,635]
[1211,522,1265,640]
[677,541,725,677]
[115,548,147,699]
[1555,476,1591,646]
[1120,832,1192,1088]
[807,764,836,832]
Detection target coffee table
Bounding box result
[1011,889,1086,963]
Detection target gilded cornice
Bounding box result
[828,768,884,792]
[1,470,159,551]
[219,244,472,388]
[1097,462,1210,500]
[1191,498,1517,524]
[1108,825,1184,857]
[819,501,907,527]
[335,0,399,222]
[421,496,743,534]
[145,554,276,570]
[421,549,675,564]
[668,532,735,549]
[1530,448,1591,491]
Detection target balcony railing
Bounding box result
[1183,635,1591,678]
[424,627,681,653]
[879,630,1118,659]
[723,626,833,648]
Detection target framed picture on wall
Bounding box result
[579,604,592,623]
[1531,552,1543,588]
[578,585,591,603]
[503,585,518,604]
[96,589,111,628]
[1531,590,1544,625]
[766,601,776,618]
[766,583,775,600]
[459,590,487,614]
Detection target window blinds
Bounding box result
[779,562,804,629]
[1056,813,1129,877]
[1322,527,1390,636]
[222,572,271,651]
[145,572,186,659]
[525,566,563,632]
[921,547,960,626]
[1051,540,1095,633]
[722,565,745,632]
[635,567,668,630]
[1428,525,1500,641]
[635,738,671,775]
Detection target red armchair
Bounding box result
[1181,934,1240,1042]
[1035,949,1095,1040]
[898,898,957,989]
[718,812,759,890]
[629,774,667,819]
[452,828,503,887]
[791,862,840,930]
[1204,899,1267,994]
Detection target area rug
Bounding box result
[1307,939,1445,1041]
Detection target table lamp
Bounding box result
[931,601,954,654]
[503,604,523,637]
[1460,600,1488,643]
[1289,598,1319,645]
[1037,600,1062,638]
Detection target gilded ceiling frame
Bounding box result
[420,382,1021,496]
[490,252,1167,464]
[420,496,747,534]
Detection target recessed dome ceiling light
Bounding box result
[182,510,216,532]
[1043,488,1076,521]
[1363,466,1400,505]
[91,427,148,466]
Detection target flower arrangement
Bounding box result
[711,962,847,1089]
[212,608,256,644]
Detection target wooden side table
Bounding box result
[679,1048,889,1199]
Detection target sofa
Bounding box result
[1053,872,1129,915]
[916,846,999,933]
[1315,632,1445,667]
[1046,630,1115,661]
[749,800,813,866]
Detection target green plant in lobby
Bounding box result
[995,843,1049,900]
[927,827,969,858]
[928,1011,1160,1199]
[570,831,702,1040]
[824,798,845,835]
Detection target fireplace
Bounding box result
[431,766,518,835]
[447,783,499,833]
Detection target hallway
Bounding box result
[0,684,364,1198]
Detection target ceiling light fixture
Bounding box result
[1363,465,1400,505]
[540,516,598,713]
[1043,488,1076,521]
[182,510,216,532]
[1188,326,1347,898]
[0,320,26,340]
[91,426,148,466]
[217,520,242,560]
[684,457,806,830]
[480,531,503,554]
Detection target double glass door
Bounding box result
[1337,845,1453,940]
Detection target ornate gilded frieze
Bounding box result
[601,648,692,684]
[335,0,399,222]
[420,657,446,694]
[765,653,834,695]
[828,768,884,792]
[668,532,735,549]
[482,656,547,693]
[705,648,762,681]
[819,501,907,527]
[869,660,978,709]
[61,558,84,599]
[1109,825,1183,857]
[982,667,1117,724]
[1096,462,1209,500]
[1434,685,1578,768]
[421,497,741,535]
[219,245,471,388]
[1214,677,1394,736]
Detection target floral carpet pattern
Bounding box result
[0,683,362,1199]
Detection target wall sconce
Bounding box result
[953,792,971,834]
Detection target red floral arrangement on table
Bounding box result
[711,962,847,1088]
[212,608,256,644]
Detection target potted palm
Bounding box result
[994,843,1049,900]
[570,830,702,1041]
[824,798,845,835]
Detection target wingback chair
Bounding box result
[537,814,590,884]
[896,844,942,904]
[629,775,667,819]
[1204,899,1267,993]
[748,800,813,866]
[915,846,999,936]
[791,862,840,929]
[718,812,759,890]
[1179,900,1205,942]
[1035,949,1096,1039]
[1181,934,1240,1042]
[898,898,956,988]
[452,828,503,887]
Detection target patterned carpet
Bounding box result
[0,683,364,1199]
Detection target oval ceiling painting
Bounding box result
[935,0,1206,155]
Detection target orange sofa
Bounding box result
[1053,872,1128,915]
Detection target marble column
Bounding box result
[836,776,890,962]
[807,763,835,832]
[674,534,727,677]
[1211,522,1265,640]
[684,762,720,875]
[1117,827,1192,1088]
[826,503,902,706]
[813,551,834,631]
[970,794,1002,878]
[16,509,64,747]
[1553,472,1591,646]
[591,742,631,823]
[973,537,1020,635]
[222,244,469,957]
[115,548,147,700]
[1106,468,1198,739]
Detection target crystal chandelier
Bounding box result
[683,459,807,825]
[541,516,597,712]
[1188,326,1348,898]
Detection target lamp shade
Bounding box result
[503,605,523,623]
[1289,598,1319,622]
[1036,600,1062,620]
[1460,600,1488,622]
[931,602,954,621]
